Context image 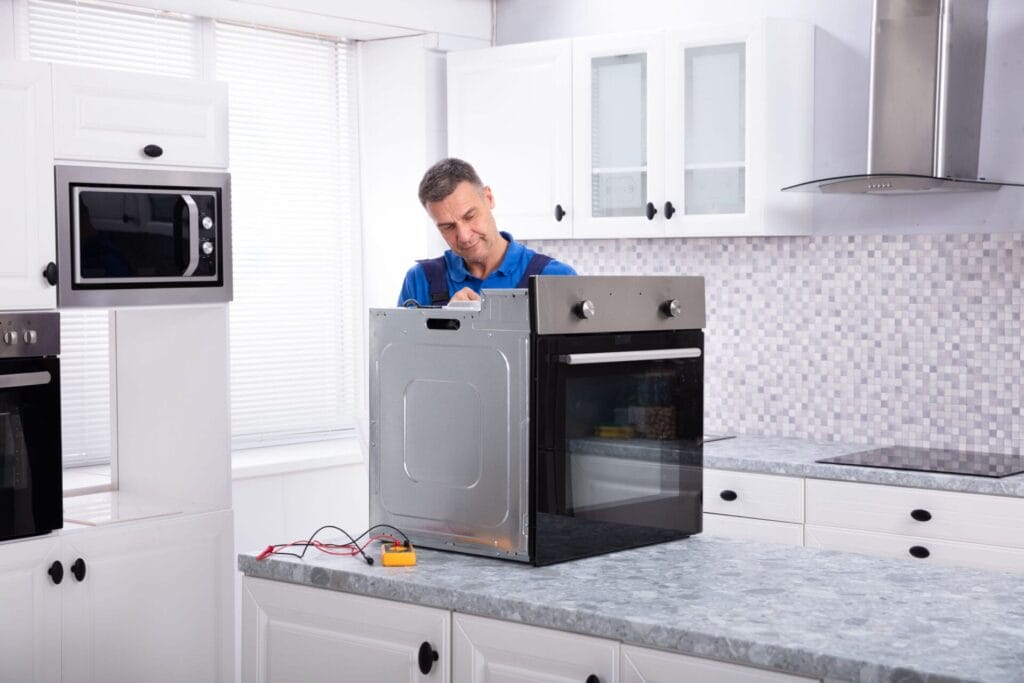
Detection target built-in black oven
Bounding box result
[0,311,62,542]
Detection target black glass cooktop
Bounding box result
[817,445,1024,478]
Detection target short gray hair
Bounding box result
[418,158,483,206]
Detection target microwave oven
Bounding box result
[54,165,232,307]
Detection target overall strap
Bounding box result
[515,253,553,288]
[417,257,450,305]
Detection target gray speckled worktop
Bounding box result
[240,535,1024,683]
[702,435,1024,498]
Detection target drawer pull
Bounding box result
[719,489,738,502]
[910,508,932,522]
[417,641,438,674]
[909,545,930,559]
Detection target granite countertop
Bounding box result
[240,535,1024,683]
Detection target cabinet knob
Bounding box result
[586,676,601,683]
[43,262,58,286]
[909,545,930,559]
[554,204,566,222]
[47,561,64,585]
[417,641,438,674]
[645,202,657,220]
[71,558,87,582]
[910,508,932,522]
[143,144,164,158]
[719,489,738,502]
[664,201,676,219]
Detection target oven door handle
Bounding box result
[559,348,702,365]
[0,371,52,389]
[181,194,200,277]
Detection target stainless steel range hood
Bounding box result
[784,0,1022,195]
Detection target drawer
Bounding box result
[703,513,804,546]
[805,524,1024,574]
[622,643,816,683]
[805,479,1024,549]
[703,469,804,523]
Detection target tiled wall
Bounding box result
[526,233,1024,454]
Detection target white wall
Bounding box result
[494,0,1024,234]
[0,1,14,59]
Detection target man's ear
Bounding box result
[482,185,495,209]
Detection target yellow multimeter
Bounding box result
[381,542,417,567]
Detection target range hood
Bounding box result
[784,0,1022,195]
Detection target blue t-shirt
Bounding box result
[398,231,576,306]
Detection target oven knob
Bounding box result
[3,330,17,345]
[23,330,37,344]
[201,241,215,255]
[661,299,681,317]
[201,215,214,230]
[574,300,596,320]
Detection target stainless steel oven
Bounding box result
[54,165,232,307]
[369,275,705,565]
[0,311,62,542]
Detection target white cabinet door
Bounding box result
[0,60,56,310]
[0,535,62,682]
[52,64,228,168]
[621,644,815,683]
[702,513,804,546]
[703,469,804,523]
[60,511,234,683]
[242,576,450,683]
[453,613,618,683]
[448,40,573,240]
[573,32,665,239]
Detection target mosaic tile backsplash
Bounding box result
[525,233,1024,455]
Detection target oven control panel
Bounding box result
[0,311,60,358]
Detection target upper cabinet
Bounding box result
[52,65,228,168]
[447,20,814,240]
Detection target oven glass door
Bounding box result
[532,330,703,565]
[0,357,62,541]
[73,186,220,285]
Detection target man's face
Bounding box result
[425,181,500,267]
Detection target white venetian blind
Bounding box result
[215,23,359,447]
[21,0,202,467]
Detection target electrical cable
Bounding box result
[256,523,413,565]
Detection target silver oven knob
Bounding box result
[3,330,18,345]
[23,330,37,344]
[201,215,214,230]
[575,300,596,320]
[662,299,681,317]
[201,241,215,255]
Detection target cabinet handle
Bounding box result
[586,676,601,683]
[719,489,738,502]
[645,202,657,220]
[43,262,58,286]
[417,641,438,674]
[47,561,64,585]
[143,144,164,158]
[554,204,566,222]
[910,508,932,522]
[909,545,930,559]
[664,201,676,219]
[71,558,87,582]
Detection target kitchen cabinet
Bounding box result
[0,510,233,682]
[447,40,572,240]
[621,643,815,683]
[241,576,451,682]
[0,59,56,310]
[52,64,228,168]
[701,469,804,546]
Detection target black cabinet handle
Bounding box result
[910,509,932,522]
[142,144,164,158]
[645,202,657,220]
[719,489,738,502]
[71,558,87,582]
[909,545,930,559]
[47,561,64,585]
[43,262,58,286]
[664,201,676,219]
[586,676,601,683]
[417,641,438,675]
[554,204,566,222]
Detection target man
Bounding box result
[398,158,575,306]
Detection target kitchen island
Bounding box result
[239,533,1024,682]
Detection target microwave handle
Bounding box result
[181,194,200,277]
[0,371,52,389]
[559,348,702,365]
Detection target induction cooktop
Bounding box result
[817,445,1024,478]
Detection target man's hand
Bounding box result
[450,287,480,302]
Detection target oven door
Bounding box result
[531,329,703,565]
[0,357,62,541]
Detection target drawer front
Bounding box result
[703,513,804,546]
[622,643,817,683]
[703,469,804,523]
[806,479,1024,549]
[805,524,1024,574]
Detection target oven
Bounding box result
[0,311,62,542]
[369,275,705,565]
[54,164,232,307]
